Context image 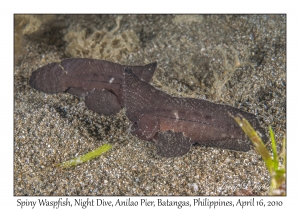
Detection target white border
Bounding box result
[3,0,297,209]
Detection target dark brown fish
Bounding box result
[30,58,157,115]
[124,68,267,157]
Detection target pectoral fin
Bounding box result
[85,89,121,116]
[130,114,159,140]
[155,130,191,157]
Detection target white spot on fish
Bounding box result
[174,111,179,120]
[109,77,114,83]
[221,133,227,138]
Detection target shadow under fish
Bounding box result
[124,68,268,157]
[29,58,157,116]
